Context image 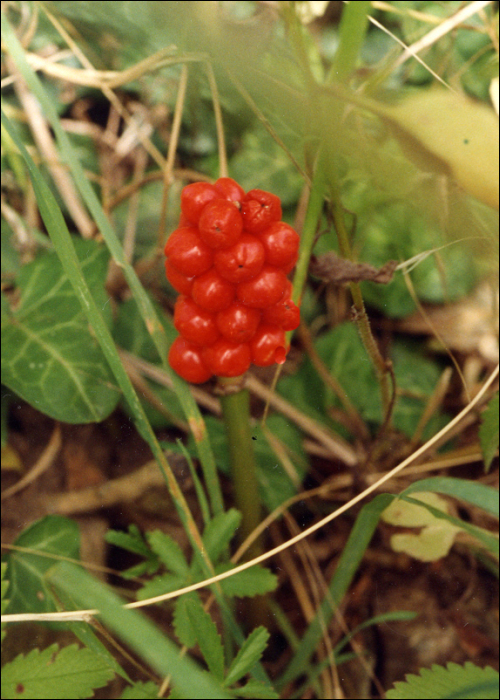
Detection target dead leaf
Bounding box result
[309,252,397,285]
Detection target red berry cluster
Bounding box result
[165,178,301,383]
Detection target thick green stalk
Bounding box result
[219,383,262,560]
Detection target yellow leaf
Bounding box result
[381,89,499,210]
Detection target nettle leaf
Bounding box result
[479,392,499,472]
[224,627,270,688]
[1,644,115,700]
[385,661,499,699]
[146,530,189,577]
[184,595,225,682]
[1,238,120,423]
[216,563,278,599]
[6,515,80,615]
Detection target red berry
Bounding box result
[262,297,300,331]
[174,296,220,346]
[202,338,252,377]
[214,233,266,284]
[165,259,194,296]
[216,303,261,343]
[191,268,235,312]
[250,325,287,367]
[169,336,212,384]
[236,266,288,309]
[198,200,243,249]
[259,221,300,272]
[241,189,282,234]
[181,182,219,224]
[214,177,245,205]
[164,227,213,277]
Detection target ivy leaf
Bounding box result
[479,392,499,472]
[6,515,80,615]
[1,239,120,423]
[225,627,270,688]
[1,644,115,699]
[385,661,499,699]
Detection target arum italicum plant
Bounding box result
[1,1,499,699]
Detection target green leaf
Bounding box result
[234,680,279,698]
[1,644,115,700]
[1,239,121,423]
[6,515,80,615]
[105,525,160,578]
[120,681,161,699]
[225,627,270,687]
[217,564,278,599]
[385,661,499,699]
[147,530,189,577]
[479,393,499,472]
[402,477,499,519]
[185,595,225,682]
[201,509,241,564]
[173,592,201,648]
[50,562,232,699]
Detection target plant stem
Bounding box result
[219,380,262,560]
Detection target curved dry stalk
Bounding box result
[4,363,497,624]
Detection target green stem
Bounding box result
[219,382,262,560]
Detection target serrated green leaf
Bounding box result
[184,595,225,682]
[50,562,232,699]
[105,526,160,579]
[235,680,279,698]
[136,573,187,601]
[6,515,80,615]
[1,644,115,700]
[173,592,200,648]
[120,681,161,699]
[1,239,121,423]
[479,393,499,472]
[146,530,189,577]
[225,627,270,687]
[201,509,241,564]
[217,564,278,598]
[385,661,499,699]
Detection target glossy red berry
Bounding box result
[241,189,282,234]
[174,296,220,346]
[214,233,266,284]
[164,227,213,277]
[262,297,300,331]
[198,199,243,249]
[250,325,287,367]
[259,221,300,271]
[168,336,212,384]
[216,303,261,343]
[202,338,252,377]
[236,266,288,309]
[165,259,194,296]
[214,177,245,205]
[181,182,219,224]
[191,268,235,313]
